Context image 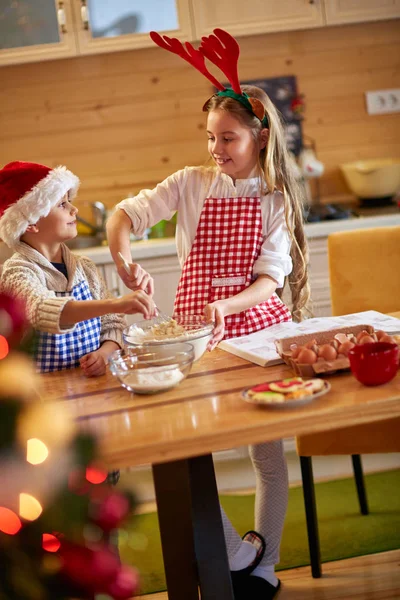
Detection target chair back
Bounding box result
[329,225,400,315]
[297,225,400,457]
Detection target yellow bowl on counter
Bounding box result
[340,158,400,200]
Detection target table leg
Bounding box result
[300,456,322,578]
[188,454,235,600]
[152,460,199,600]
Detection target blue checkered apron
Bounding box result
[36,279,101,373]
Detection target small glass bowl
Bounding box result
[123,314,214,362]
[108,343,194,394]
[348,341,399,386]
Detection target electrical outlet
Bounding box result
[365,89,400,115]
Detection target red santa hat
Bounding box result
[0,161,80,248]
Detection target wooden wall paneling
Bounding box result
[1,19,400,219]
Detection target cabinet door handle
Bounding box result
[80,0,90,31]
[57,2,67,34]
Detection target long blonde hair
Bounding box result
[204,84,311,321]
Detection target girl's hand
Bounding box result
[118,262,154,296]
[113,290,156,319]
[204,301,226,350]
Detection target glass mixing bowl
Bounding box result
[108,343,194,394]
[123,314,214,362]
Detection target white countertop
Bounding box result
[304,210,400,238]
[72,237,177,263]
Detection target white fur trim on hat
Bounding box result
[0,166,80,248]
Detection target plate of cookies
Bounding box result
[242,377,331,408]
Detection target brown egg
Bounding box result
[318,344,338,361]
[297,348,318,364]
[375,330,387,340]
[379,334,395,344]
[356,330,371,342]
[358,335,375,344]
[331,339,340,350]
[338,341,355,356]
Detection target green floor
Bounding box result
[119,469,400,595]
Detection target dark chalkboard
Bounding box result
[238,76,303,157]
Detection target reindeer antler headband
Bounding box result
[149,28,269,128]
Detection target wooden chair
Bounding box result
[297,225,400,577]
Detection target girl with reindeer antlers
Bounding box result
[107,28,310,599]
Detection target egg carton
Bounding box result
[274,324,375,377]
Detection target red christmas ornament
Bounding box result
[90,491,131,532]
[59,541,120,593]
[106,565,139,599]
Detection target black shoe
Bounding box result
[230,530,266,586]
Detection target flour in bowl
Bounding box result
[120,365,184,392]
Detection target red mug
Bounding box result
[348,342,399,386]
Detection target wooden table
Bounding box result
[39,312,400,600]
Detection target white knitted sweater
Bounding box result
[0,241,125,347]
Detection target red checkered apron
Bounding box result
[174,196,292,339]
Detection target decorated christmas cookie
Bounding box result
[285,388,313,400]
[269,377,304,393]
[303,378,326,393]
[250,391,285,403]
[248,382,273,393]
[244,376,330,406]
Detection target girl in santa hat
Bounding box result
[0,161,155,377]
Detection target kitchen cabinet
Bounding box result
[2,0,399,67]
[324,0,400,26]
[0,0,194,66]
[304,236,332,317]
[0,0,77,65]
[191,0,325,38]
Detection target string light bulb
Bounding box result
[19,493,43,521]
[27,438,49,465]
[0,506,22,535]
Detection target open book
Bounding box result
[218,310,400,367]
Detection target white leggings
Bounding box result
[220,439,288,566]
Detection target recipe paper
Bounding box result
[218,310,400,367]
